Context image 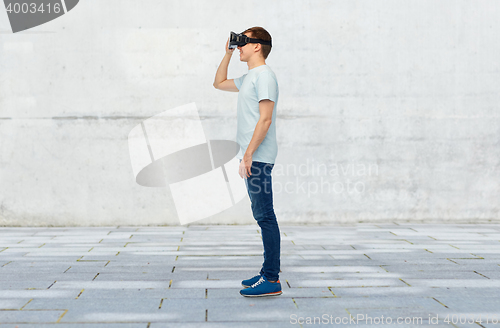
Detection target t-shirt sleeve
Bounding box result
[255,71,278,102]
[233,74,247,90]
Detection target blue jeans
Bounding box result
[243,160,281,281]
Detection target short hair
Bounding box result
[242,26,272,59]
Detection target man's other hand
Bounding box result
[239,155,252,179]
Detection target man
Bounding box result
[213,27,281,297]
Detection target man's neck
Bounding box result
[247,56,266,70]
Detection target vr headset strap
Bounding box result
[246,37,272,47]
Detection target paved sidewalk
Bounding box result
[0,223,500,327]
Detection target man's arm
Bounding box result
[239,99,274,178]
[213,39,239,92]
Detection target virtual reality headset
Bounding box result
[228,31,272,49]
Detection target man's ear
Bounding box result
[254,43,262,53]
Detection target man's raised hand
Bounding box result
[226,38,235,55]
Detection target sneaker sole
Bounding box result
[240,291,282,297]
[242,280,280,288]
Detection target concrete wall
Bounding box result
[1,0,499,226]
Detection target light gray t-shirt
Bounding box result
[234,64,279,164]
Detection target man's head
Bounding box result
[237,27,272,62]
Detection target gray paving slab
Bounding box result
[1,267,73,274]
[0,281,58,290]
[286,278,405,288]
[0,298,32,310]
[328,286,500,299]
[342,309,447,324]
[77,288,204,300]
[97,266,175,274]
[430,296,500,312]
[60,308,204,323]
[0,273,99,282]
[381,263,496,271]
[2,261,106,268]
[0,310,66,323]
[1,223,499,325]
[294,296,441,311]
[301,324,453,328]
[390,271,489,279]
[172,279,241,289]
[205,297,298,321]
[23,298,160,311]
[92,272,175,281]
[471,270,500,279]
[1,256,86,262]
[104,259,177,267]
[0,325,145,328]
[149,323,295,328]
[50,281,171,289]
[402,278,500,287]
[0,289,81,298]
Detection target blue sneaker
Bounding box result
[241,274,262,288]
[240,275,282,297]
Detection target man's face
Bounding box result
[237,32,255,62]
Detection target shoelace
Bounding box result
[250,277,265,288]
